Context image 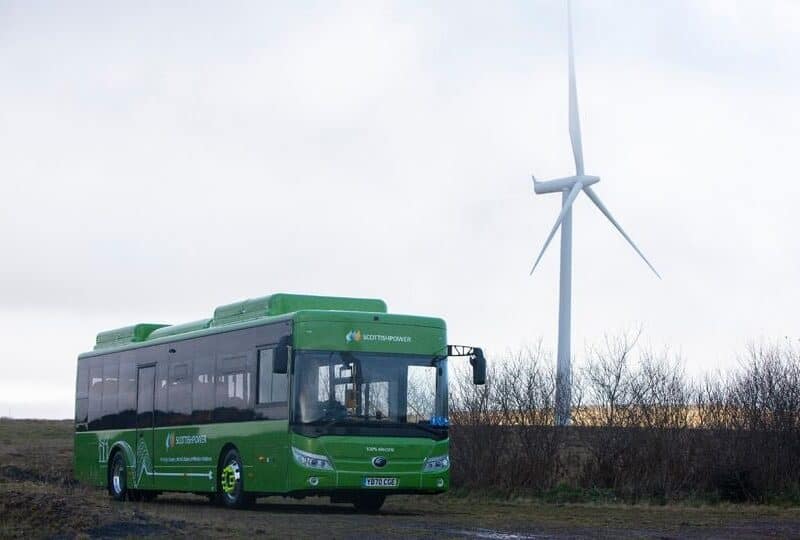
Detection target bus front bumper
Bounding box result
[287,466,449,493]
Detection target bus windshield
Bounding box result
[292,351,448,427]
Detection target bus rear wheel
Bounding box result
[218,448,253,509]
[353,494,385,513]
[108,452,128,502]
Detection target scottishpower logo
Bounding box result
[165,432,208,450]
[345,329,412,344]
[345,330,363,343]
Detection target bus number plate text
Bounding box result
[363,477,398,488]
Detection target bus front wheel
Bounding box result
[217,448,253,509]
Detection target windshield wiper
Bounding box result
[306,417,351,431]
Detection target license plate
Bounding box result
[363,477,398,488]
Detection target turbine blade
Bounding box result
[530,181,584,275]
[583,185,662,279]
[567,0,584,176]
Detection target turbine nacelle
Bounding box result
[532,174,600,194]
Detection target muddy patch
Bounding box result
[86,519,183,538]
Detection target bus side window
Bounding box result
[88,363,103,430]
[216,355,253,422]
[257,349,274,404]
[118,353,137,429]
[102,357,119,429]
[76,363,89,399]
[257,348,288,419]
[75,361,89,430]
[192,354,214,424]
[168,363,191,426]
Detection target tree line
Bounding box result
[448,332,800,503]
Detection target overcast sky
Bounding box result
[1,1,798,418]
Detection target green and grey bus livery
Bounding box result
[74,293,485,512]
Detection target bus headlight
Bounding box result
[292,447,334,471]
[422,454,450,473]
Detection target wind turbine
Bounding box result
[530,0,660,426]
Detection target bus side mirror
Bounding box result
[273,346,290,374]
[470,348,486,385]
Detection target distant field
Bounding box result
[1,418,800,539]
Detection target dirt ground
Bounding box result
[2,418,800,539]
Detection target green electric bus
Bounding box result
[74,293,485,512]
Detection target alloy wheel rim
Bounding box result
[221,460,241,501]
[112,458,124,495]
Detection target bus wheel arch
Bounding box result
[217,443,238,470]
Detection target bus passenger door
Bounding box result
[135,365,156,490]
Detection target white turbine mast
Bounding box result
[530,0,660,426]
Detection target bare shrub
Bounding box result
[449,358,503,488]
[449,335,800,503]
[572,331,643,498]
[696,341,800,501]
[449,343,562,491]
[577,330,640,428]
[618,348,694,500]
[492,343,560,489]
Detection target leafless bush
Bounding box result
[492,343,561,489]
[449,336,800,502]
[557,330,693,500]
[695,341,800,501]
[449,343,562,491]
[448,357,502,488]
[576,329,640,428]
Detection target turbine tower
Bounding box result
[530,0,660,426]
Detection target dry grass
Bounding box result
[0,419,186,538]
